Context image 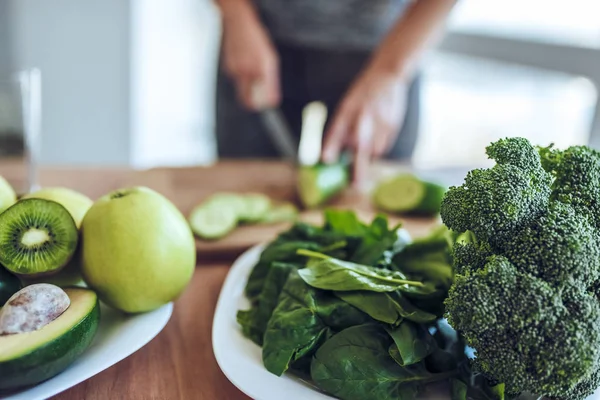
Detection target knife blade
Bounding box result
[252,80,299,161]
[259,108,298,161]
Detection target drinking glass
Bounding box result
[0,68,42,195]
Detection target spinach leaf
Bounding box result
[262,271,370,376]
[334,290,437,326]
[451,379,468,400]
[324,209,367,236]
[334,291,401,325]
[385,321,436,366]
[311,324,457,400]
[392,224,456,289]
[245,239,346,302]
[297,251,432,294]
[427,320,506,400]
[237,262,296,345]
[323,210,404,267]
[351,214,403,266]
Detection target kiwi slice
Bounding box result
[0,198,79,276]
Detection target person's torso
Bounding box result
[253,0,411,51]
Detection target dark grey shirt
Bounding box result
[254,0,411,51]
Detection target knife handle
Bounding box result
[298,101,328,166]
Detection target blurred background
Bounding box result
[0,0,599,170]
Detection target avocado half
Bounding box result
[0,287,100,390]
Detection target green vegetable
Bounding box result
[239,193,272,222]
[188,202,238,240]
[311,324,456,400]
[0,287,100,390]
[262,271,371,376]
[237,262,296,345]
[297,250,432,294]
[0,267,21,305]
[189,192,292,240]
[334,291,437,325]
[297,162,349,209]
[386,321,436,366]
[441,137,600,399]
[373,173,447,216]
[258,202,298,224]
[237,209,501,399]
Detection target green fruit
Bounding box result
[0,267,22,306]
[20,246,84,288]
[0,175,17,214]
[0,199,79,277]
[0,287,100,391]
[81,186,196,313]
[22,187,93,229]
[20,188,90,286]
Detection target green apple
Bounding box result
[0,176,17,214]
[81,186,196,313]
[22,187,93,228]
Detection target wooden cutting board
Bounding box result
[160,161,444,259]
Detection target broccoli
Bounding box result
[451,231,494,275]
[441,137,600,399]
[440,137,552,247]
[539,144,600,228]
[503,201,600,288]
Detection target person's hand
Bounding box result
[220,3,280,110]
[321,64,408,187]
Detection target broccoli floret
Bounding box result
[503,201,600,288]
[551,369,600,400]
[445,256,600,397]
[540,145,600,227]
[440,137,552,246]
[451,231,494,275]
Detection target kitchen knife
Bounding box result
[258,108,298,161]
[252,81,298,161]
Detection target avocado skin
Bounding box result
[0,296,100,391]
[0,268,21,306]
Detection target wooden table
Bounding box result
[0,160,439,400]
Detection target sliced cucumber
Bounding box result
[239,193,271,222]
[373,174,446,216]
[202,192,247,216]
[259,202,298,224]
[189,203,238,240]
[297,163,349,209]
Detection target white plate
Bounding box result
[213,244,600,400]
[2,301,173,400]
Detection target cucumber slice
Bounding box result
[203,192,247,217]
[373,174,446,216]
[259,202,299,224]
[297,163,349,209]
[189,203,238,240]
[239,193,272,222]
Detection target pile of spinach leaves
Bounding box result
[237,210,503,400]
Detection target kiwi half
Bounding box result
[0,198,78,276]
